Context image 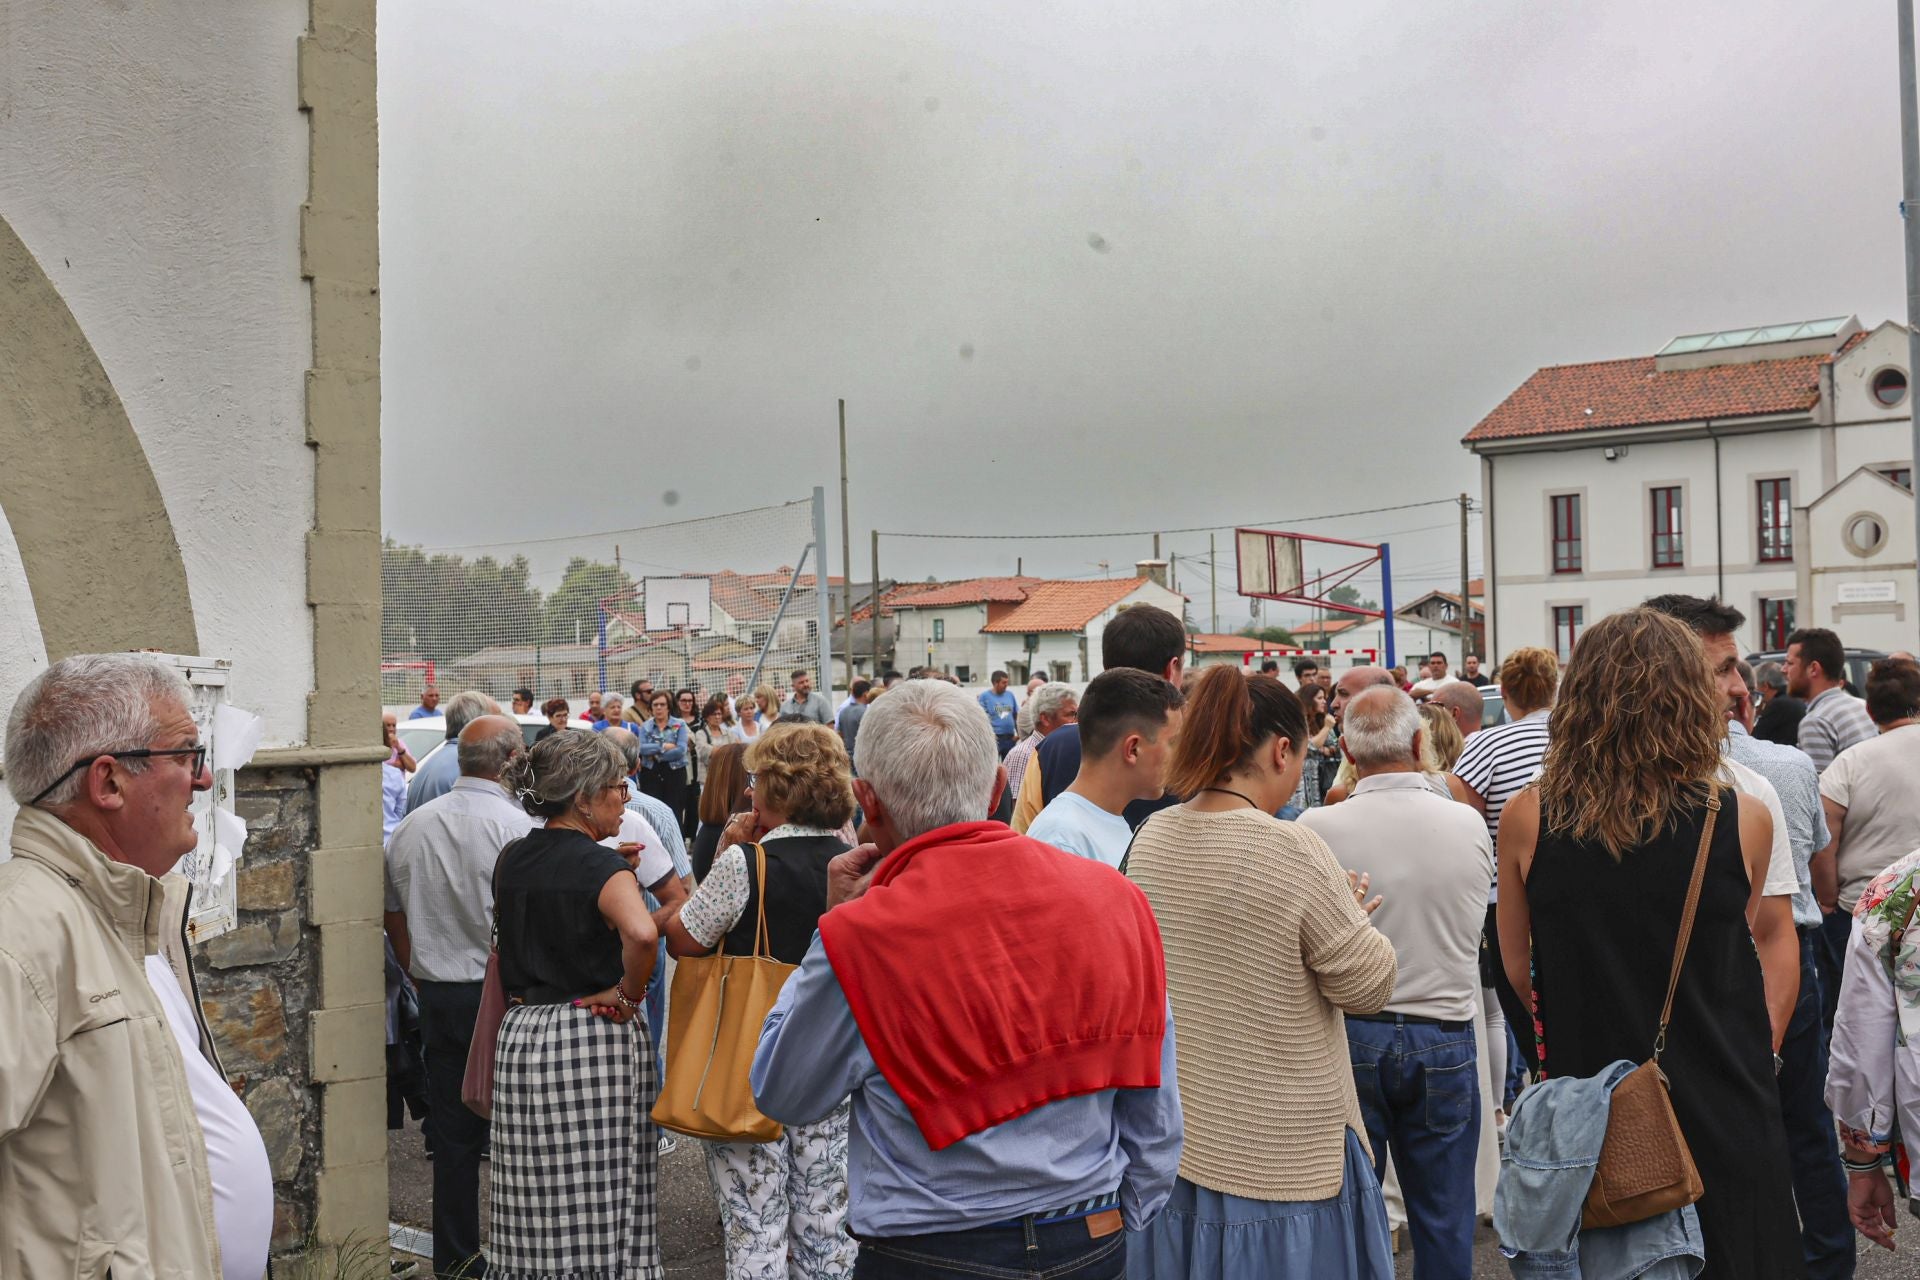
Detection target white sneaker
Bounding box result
[658,1132,679,1156]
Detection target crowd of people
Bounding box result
[5,602,1920,1279]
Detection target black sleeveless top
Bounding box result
[1527,787,1801,1279]
[494,827,630,1002]
[722,833,845,965]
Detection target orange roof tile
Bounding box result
[890,576,1044,609]
[1188,633,1270,654]
[1464,334,1866,445]
[981,579,1148,634]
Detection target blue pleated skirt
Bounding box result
[1128,1129,1394,1280]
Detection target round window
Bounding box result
[1873,367,1908,407]
[1844,512,1888,558]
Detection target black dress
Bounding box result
[1527,787,1803,1280]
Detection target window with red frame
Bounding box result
[1877,465,1912,491]
[1552,605,1584,663]
[1651,486,1684,568]
[1550,494,1582,573]
[1758,597,1795,650]
[1757,478,1793,562]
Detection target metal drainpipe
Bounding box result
[1710,422,1725,601]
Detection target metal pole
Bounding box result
[748,549,812,695]
[1209,532,1218,632]
[1379,543,1397,670]
[813,487,835,696]
[1459,493,1473,661]
[838,400,854,689]
[870,529,881,679]
[1901,0,1920,633]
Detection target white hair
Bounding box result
[443,689,500,736]
[1341,687,1423,768]
[1030,682,1077,722]
[854,679,999,841]
[5,654,193,806]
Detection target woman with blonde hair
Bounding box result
[1417,702,1465,773]
[1126,667,1398,1278]
[662,723,859,1279]
[1497,608,1798,1277]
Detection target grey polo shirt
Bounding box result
[384,776,535,982]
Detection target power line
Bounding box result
[879,498,1458,542]
[399,500,812,554]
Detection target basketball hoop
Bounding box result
[1234,528,1398,667]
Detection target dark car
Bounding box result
[1744,647,1889,693]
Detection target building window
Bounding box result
[1758,597,1795,650]
[1876,465,1913,490]
[1550,494,1582,573]
[1552,605,1584,663]
[954,665,971,684]
[1844,513,1889,558]
[1757,478,1793,563]
[932,618,945,642]
[1650,486,1684,568]
[1873,367,1909,407]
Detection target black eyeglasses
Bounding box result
[30,746,208,807]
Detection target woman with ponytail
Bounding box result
[1126,666,1399,1280]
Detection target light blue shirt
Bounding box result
[381,762,408,846]
[636,717,689,771]
[979,688,1018,737]
[407,704,436,720]
[1028,792,1133,869]
[751,932,1183,1235]
[403,737,460,816]
[1726,721,1830,929]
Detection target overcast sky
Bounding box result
[378,0,1909,622]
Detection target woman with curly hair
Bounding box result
[1496,608,1799,1277]
[661,722,859,1279]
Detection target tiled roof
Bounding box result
[1464,334,1866,445]
[981,579,1148,634]
[890,577,1045,609]
[1188,633,1270,654]
[1290,617,1360,638]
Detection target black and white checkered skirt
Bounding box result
[488,1002,662,1279]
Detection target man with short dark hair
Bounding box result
[630,678,654,715]
[1460,654,1490,688]
[1028,670,1185,868]
[1410,653,1459,699]
[1753,662,1806,748]
[1786,628,1873,775]
[979,670,1019,757]
[1292,657,1319,689]
[781,669,833,725]
[1014,604,1187,832]
[1259,659,1280,676]
[511,687,534,715]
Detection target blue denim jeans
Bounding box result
[1347,1015,1480,1280]
[852,1217,1126,1279]
[1779,932,1855,1279]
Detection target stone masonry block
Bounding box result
[202,910,302,969]
[236,859,298,912]
[200,972,289,1069]
[297,19,375,119]
[311,444,379,540]
[307,842,383,926]
[309,1001,384,1084]
[316,762,381,848]
[244,1078,307,1182]
[318,918,383,1007]
[321,1076,387,1169]
[306,529,380,607]
[313,1159,388,1254]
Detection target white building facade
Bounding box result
[1468,317,1918,660]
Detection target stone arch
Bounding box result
[0,216,198,659]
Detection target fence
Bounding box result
[381,494,838,714]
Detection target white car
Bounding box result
[398,713,555,774]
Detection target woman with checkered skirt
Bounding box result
[492,730,665,1279]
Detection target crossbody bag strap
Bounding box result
[1654,792,1720,1063]
[752,842,771,958]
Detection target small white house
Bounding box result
[891,573,1187,683]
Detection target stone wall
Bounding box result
[197,766,322,1255]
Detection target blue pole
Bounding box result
[597,607,608,694]
[1378,543,1396,670]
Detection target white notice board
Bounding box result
[152,654,246,942]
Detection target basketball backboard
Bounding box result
[643,577,713,633]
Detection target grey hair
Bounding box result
[854,679,999,841]
[602,726,643,771]
[1342,687,1423,768]
[443,689,499,737]
[5,654,193,807]
[1030,682,1077,722]
[501,728,627,819]
[1735,658,1759,698]
[457,718,525,778]
[1754,661,1788,693]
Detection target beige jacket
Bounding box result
[0,806,223,1278]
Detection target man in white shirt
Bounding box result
[1410,653,1462,699]
[1301,687,1493,1280]
[383,715,534,1280]
[1027,668,1183,868]
[1817,658,1920,933]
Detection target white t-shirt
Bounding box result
[1819,724,1920,909]
[1720,755,1800,899]
[1411,675,1463,698]
[1028,791,1134,869]
[603,809,679,892]
[143,956,273,1280]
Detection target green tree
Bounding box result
[1327,584,1379,612]
[1236,624,1297,646]
[543,557,632,645]
[381,539,543,664]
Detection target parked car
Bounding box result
[1479,687,1508,728]
[397,713,555,774]
[1744,647,1888,694]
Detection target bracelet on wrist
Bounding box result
[614,981,638,1011]
[1843,1154,1890,1174]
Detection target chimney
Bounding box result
[1136,558,1169,589]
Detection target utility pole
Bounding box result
[1901,0,1920,633]
[838,400,854,690]
[870,529,881,679]
[1459,493,1474,660]
[1209,532,1218,632]
[1152,532,1161,562]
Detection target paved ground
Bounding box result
[390,1120,1920,1279]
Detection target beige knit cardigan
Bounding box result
[1128,805,1398,1201]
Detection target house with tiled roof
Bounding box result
[891,567,1186,683]
[1466,316,1916,660]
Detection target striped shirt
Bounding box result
[1797,686,1876,776]
[1450,708,1551,901]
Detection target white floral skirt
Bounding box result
[703,1102,857,1280]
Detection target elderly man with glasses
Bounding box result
[1,653,271,1278]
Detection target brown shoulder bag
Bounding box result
[1580,792,1718,1229]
